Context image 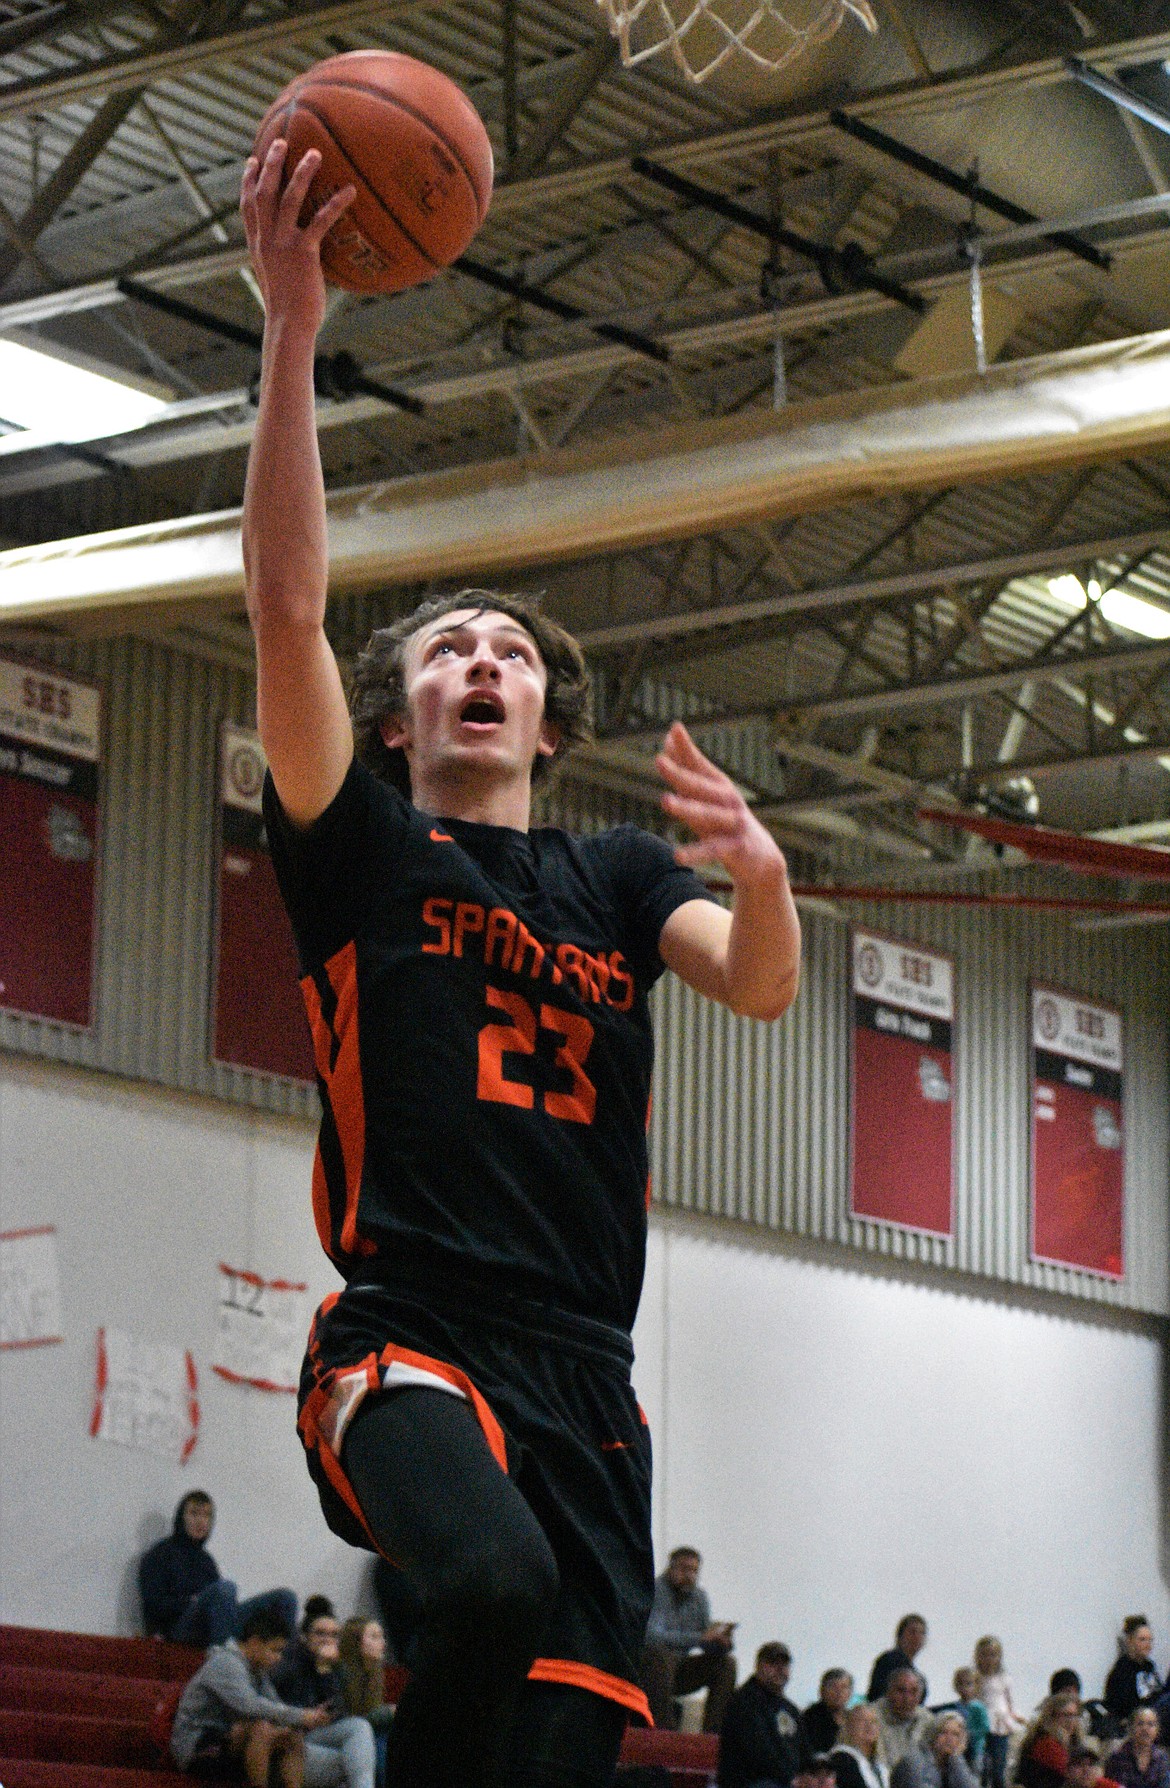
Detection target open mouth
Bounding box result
[459,691,506,726]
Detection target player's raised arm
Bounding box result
[656,722,801,1020]
[240,140,357,825]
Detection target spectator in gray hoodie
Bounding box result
[170,1603,337,1785]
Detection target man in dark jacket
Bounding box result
[138,1489,298,1646]
[718,1642,802,1788]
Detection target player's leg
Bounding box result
[507,1681,628,1788]
[342,1386,560,1788]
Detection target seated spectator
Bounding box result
[1107,1708,1170,1788]
[642,1545,737,1733]
[974,1638,1026,1788]
[339,1618,394,1788]
[804,1671,856,1762]
[876,1668,931,1771]
[831,1701,890,1788]
[1067,1741,1121,1788]
[1016,1691,1082,1788]
[870,1619,929,1704]
[718,1641,802,1788]
[1053,1675,1084,1699]
[891,1711,979,1788]
[1106,1623,1165,1728]
[169,1603,331,1783]
[934,1668,989,1773]
[271,1604,375,1788]
[139,1489,297,1648]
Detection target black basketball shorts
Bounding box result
[297,1276,655,1722]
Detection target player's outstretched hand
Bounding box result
[239,139,355,335]
[657,721,787,891]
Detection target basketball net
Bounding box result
[596,0,878,83]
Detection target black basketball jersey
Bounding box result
[264,759,715,1333]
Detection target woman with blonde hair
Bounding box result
[339,1617,394,1788]
[974,1636,1026,1788]
[1015,1692,1081,1788]
[831,1701,890,1788]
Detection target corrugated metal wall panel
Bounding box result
[2,633,1166,1312]
[650,898,1170,1315]
[0,633,318,1119]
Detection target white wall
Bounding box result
[633,1218,1170,1709]
[3,1054,1169,1714]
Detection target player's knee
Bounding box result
[435,1528,558,1646]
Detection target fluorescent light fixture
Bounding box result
[1045,573,1170,639]
[0,338,167,444]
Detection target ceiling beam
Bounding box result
[776,637,1170,724]
[0,0,424,120]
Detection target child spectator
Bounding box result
[138,1490,297,1648]
[1106,1623,1165,1728]
[271,1604,375,1788]
[974,1636,1026,1788]
[937,1667,989,1773]
[339,1618,395,1788]
[169,1603,329,1782]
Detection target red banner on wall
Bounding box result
[210,723,314,1083]
[850,930,954,1236]
[1031,986,1124,1279]
[0,658,100,1028]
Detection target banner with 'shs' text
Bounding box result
[0,658,100,1027]
[211,723,314,1083]
[1031,986,1124,1279]
[850,930,954,1237]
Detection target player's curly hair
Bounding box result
[349,589,593,797]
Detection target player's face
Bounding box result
[382,608,557,795]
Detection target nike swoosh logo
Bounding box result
[601,1440,630,1451]
[430,828,454,843]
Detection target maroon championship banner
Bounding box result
[211,723,314,1083]
[1031,986,1123,1279]
[0,658,100,1027]
[850,930,954,1236]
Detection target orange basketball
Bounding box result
[252,51,493,296]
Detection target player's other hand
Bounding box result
[239,139,355,335]
[657,722,787,892]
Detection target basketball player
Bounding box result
[239,140,801,1788]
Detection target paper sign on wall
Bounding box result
[211,723,315,1083]
[90,1327,200,1463]
[0,1226,63,1348]
[1031,986,1124,1279]
[211,1263,308,1394]
[0,658,101,1027]
[850,930,955,1237]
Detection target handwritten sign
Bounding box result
[211,1262,308,1394]
[90,1328,199,1463]
[0,1226,63,1348]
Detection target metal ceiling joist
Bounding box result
[777,636,1170,724]
[0,0,426,119]
[7,327,1170,623]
